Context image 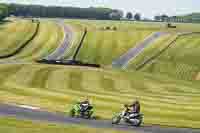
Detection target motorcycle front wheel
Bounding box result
[112,115,121,124]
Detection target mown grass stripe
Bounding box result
[0,20,39,59]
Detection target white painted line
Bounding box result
[18,105,40,110]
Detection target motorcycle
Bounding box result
[69,102,94,119]
[112,105,143,127]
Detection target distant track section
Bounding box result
[112,32,169,69]
[45,21,73,60]
[135,32,200,70]
[0,20,40,59]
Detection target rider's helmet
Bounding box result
[82,97,90,104]
[133,99,140,105]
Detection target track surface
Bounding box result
[112,32,169,69]
[0,103,199,133]
[46,21,73,60]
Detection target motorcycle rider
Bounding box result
[112,100,143,126]
[126,100,141,124]
[80,97,90,112]
[129,100,140,114]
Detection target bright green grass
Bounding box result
[0,64,200,128]
[0,117,131,133]
[0,19,37,57]
[127,34,178,70]
[141,34,200,81]
[65,19,154,65]
[1,20,64,61]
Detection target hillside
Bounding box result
[0,19,64,61]
[0,64,200,128]
[0,18,200,130]
[65,20,165,65]
[0,19,37,57]
[133,33,200,81]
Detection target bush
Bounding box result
[105,26,111,30]
[113,26,117,31]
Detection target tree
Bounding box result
[109,9,124,20]
[126,12,133,20]
[8,3,117,20]
[134,13,141,21]
[160,14,169,21]
[154,15,161,21]
[0,4,9,21]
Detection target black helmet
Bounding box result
[133,99,139,105]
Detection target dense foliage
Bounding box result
[8,3,123,20]
[154,13,200,23]
[0,4,9,20]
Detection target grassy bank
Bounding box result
[140,33,200,81]
[127,34,178,69]
[0,19,37,57]
[0,117,131,133]
[1,20,64,61]
[65,20,155,65]
[0,64,200,128]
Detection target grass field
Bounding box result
[0,64,200,128]
[127,34,178,69]
[65,20,157,65]
[139,33,200,81]
[0,20,64,61]
[0,117,131,133]
[0,19,37,57]
[64,20,200,66]
[1,18,200,130]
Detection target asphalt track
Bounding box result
[0,103,199,133]
[112,32,169,69]
[46,21,73,60]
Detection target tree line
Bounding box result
[0,4,9,20]
[1,3,199,23]
[0,3,141,21]
[154,14,200,23]
[5,3,124,20]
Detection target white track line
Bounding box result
[18,105,40,110]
